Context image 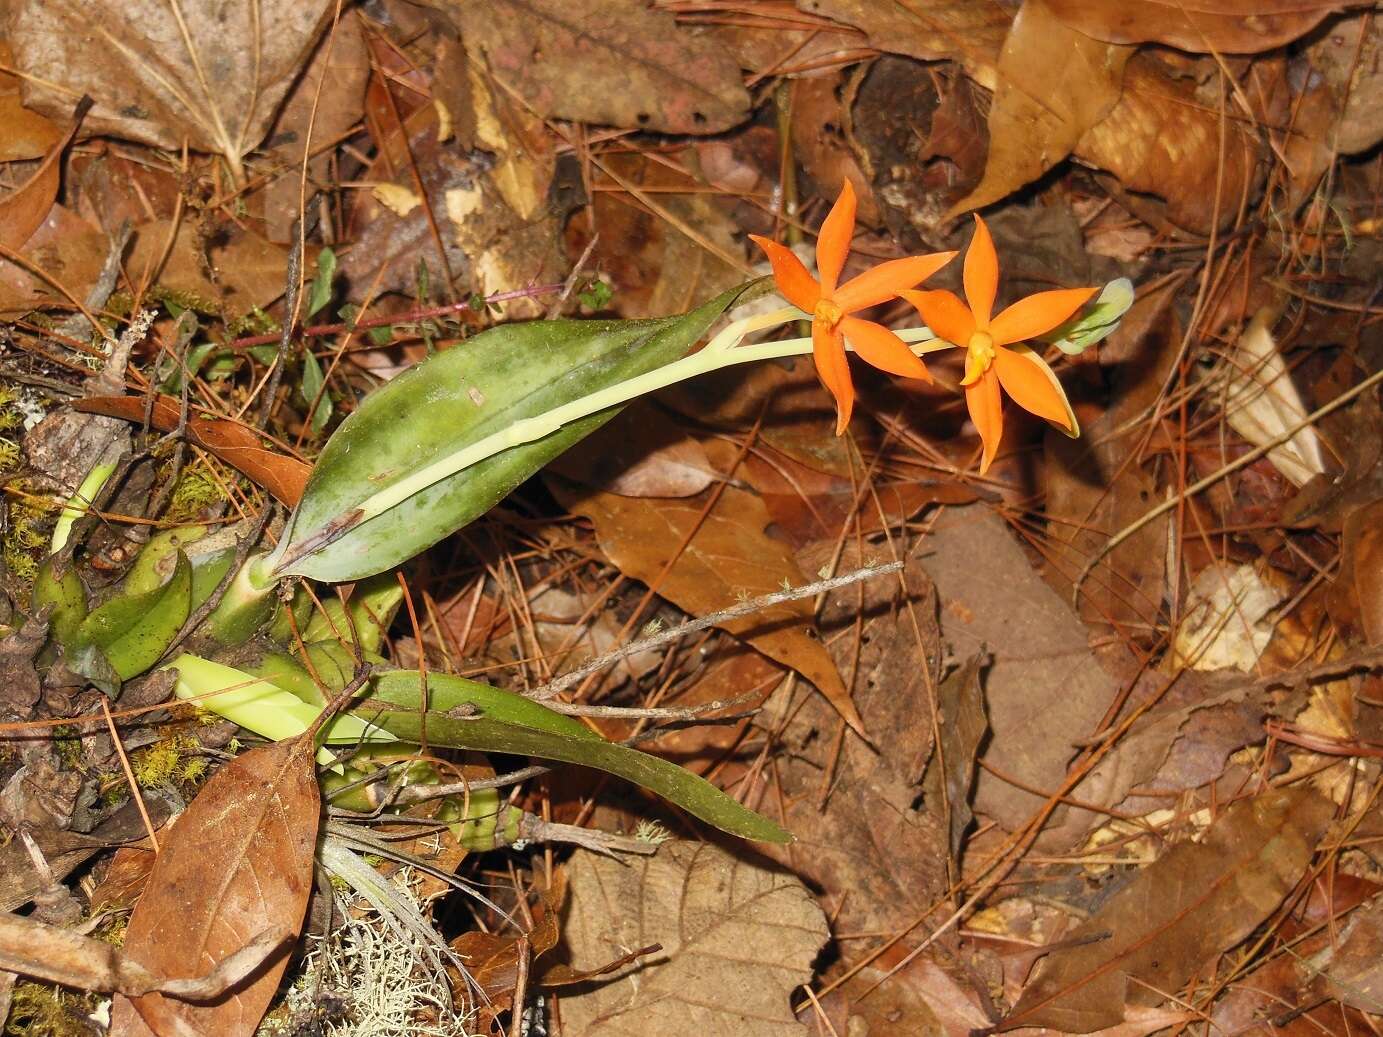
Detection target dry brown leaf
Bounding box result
[8,0,334,180]
[1328,499,1383,645]
[740,439,975,549]
[566,153,743,319]
[923,655,987,864]
[546,403,717,498]
[950,0,1132,217]
[558,841,827,1036]
[0,216,292,318]
[451,873,563,1021]
[1075,53,1262,234]
[1044,0,1363,54]
[1002,787,1334,1033]
[1076,669,1270,819]
[1045,431,1167,673]
[800,0,1011,86]
[920,505,1118,845]
[0,798,168,914]
[707,16,865,80]
[453,0,751,134]
[849,60,985,238]
[1046,283,1177,667]
[69,149,182,234]
[0,40,61,162]
[759,540,950,937]
[790,73,881,227]
[1316,894,1383,1012]
[549,467,860,734]
[109,735,321,1037]
[1306,10,1383,156]
[339,108,474,301]
[260,9,369,243]
[75,394,311,507]
[0,101,81,252]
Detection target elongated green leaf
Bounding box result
[75,551,192,680]
[370,671,600,743]
[278,282,759,582]
[358,685,790,844]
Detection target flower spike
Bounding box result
[750,181,955,435]
[900,214,1096,474]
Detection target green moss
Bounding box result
[165,465,227,523]
[4,981,97,1037]
[150,286,220,318]
[128,731,211,795]
[226,306,278,339]
[50,726,85,773]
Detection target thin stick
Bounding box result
[529,560,904,700]
[100,697,160,854]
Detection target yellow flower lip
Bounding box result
[813,298,845,329]
[962,330,995,386]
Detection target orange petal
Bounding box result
[833,251,956,313]
[748,234,820,313]
[965,369,1003,475]
[816,180,856,296]
[964,214,998,328]
[813,319,854,435]
[989,287,1098,347]
[841,317,931,382]
[993,345,1077,433]
[898,289,975,346]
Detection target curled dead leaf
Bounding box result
[110,734,321,1037]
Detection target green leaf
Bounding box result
[74,551,192,681]
[307,246,337,318]
[300,349,333,434]
[370,671,601,743]
[1043,278,1134,355]
[278,282,759,582]
[358,678,791,844]
[577,278,613,310]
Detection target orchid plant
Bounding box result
[37,184,1133,847]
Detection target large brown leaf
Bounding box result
[558,841,828,1036]
[109,735,321,1037]
[7,0,334,179]
[950,0,1132,216]
[453,0,751,135]
[920,505,1118,846]
[549,468,860,734]
[1002,787,1334,1033]
[1044,0,1364,54]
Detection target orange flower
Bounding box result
[900,215,1096,474]
[749,181,955,435]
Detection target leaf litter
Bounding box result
[1,2,1383,1036]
